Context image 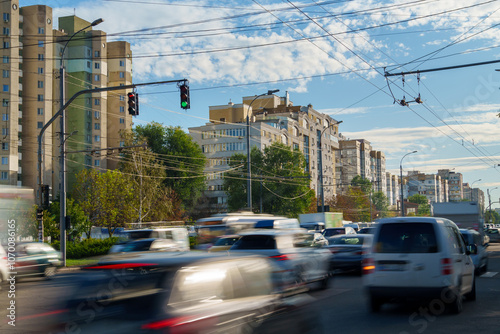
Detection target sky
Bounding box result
[20,0,500,209]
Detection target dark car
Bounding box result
[326,234,373,274]
[39,252,324,334]
[14,242,61,278]
[357,227,376,234]
[460,228,488,274]
[322,227,356,237]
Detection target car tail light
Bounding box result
[84,263,158,270]
[362,257,375,275]
[269,254,293,261]
[141,315,218,333]
[354,250,363,256]
[441,258,453,275]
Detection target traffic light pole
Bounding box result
[37,78,186,265]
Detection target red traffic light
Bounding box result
[128,92,139,116]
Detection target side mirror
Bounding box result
[466,244,478,255]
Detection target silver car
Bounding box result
[229,229,331,291]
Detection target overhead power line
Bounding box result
[385,59,500,77]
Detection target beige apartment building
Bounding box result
[0,2,133,203]
[189,92,342,213]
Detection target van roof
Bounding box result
[375,216,453,225]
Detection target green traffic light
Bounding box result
[181,101,188,108]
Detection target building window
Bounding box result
[94,98,100,106]
[2,56,8,63]
[38,54,44,61]
[94,111,100,119]
[37,121,43,128]
[37,81,43,88]
[94,74,100,81]
[94,123,100,130]
[3,13,10,22]
[1,142,8,150]
[94,51,100,58]
[1,157,8,165]
[119,60,125,66]
[3,27,9,36]
[2,114,7,121]
[0,171,7,180]
[94,135,100,142]
[37,94,44,101]
[1,128,7,136]
[94,160,100,167]
[119,118,124,124]
[37,108,43,115]
[2,70,8,78]
[119,106,124,113]
[86,135,91,143]
[2,42,8,49]
[38,27,44,34]
[2,85,8,92]
[2,99,7,107]
[94,62,100,69]
[38,67,44,74]
[119,141,125,147]
[119,95,125,101]
[38,40,43,47]
[119,72,125,78]
[87,61,91,68]
[86,98,91,106]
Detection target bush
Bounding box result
[52,237,119,259]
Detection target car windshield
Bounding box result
[375,223,438,253]
[323,228,345,237]
[214,237,239,246]
[122,240,154,252]
[231,235,277,250]
[328,236,364,245]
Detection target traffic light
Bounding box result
[180,84,190,110]
[128,92,139,116]
[36,208,43,221]
[41,184,50,209]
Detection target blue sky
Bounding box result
[22,0,500,208]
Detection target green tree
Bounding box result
[134,123,206,216]
[372,191,390,218]
[224,143,314,217]
[351,175,372,194]
[408,194,431,216]
[73,169,136,237]
[49,198,90,240]
[120,129,178,222]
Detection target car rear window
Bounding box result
[231,235,277,250]
[323,228,345,237]
[375,223,438,253]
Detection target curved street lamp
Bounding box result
[400,150,417,216]
[59,18,103,266]
[318,120,343,213]
[468,179,481,201]
[246,89,279,210]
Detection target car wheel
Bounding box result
[465,278,476,301]
[369,294,383,313]
[44,266,57,279]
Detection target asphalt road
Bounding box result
[1,244,500,334]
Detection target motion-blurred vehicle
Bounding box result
[357,227,376,234]
[363,217,476,314]
[300,222,325,232]
[322,227,356,237]
[14,242,61,278]
[307,232,329,247]
[326,234,372,274]
[0,243,7,283]
[229,229,331,291]
[47,252,324,334]
[485,228,500,243]
[109,227,190,253]
[208,235,240,252]
[460,228,488,274]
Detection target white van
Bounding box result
[110,227,190,253]
[363,217,476,314]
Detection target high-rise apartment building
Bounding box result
[0,2,133,203]
[189,92,342,213]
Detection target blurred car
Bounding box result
[357,227,376,234]
[109,227,190,253]
[322,227,356,237]
[0,243,7,283]
[14,242,61,278]
[229,229,331,291]
[485,228,500,243]
[326,234,373,274]
[300,222,325,232]
[307,232,329,247]
[363,217,475,314]
[208,235,240,252]
[45,252,324,334]
[460,228,488,274]
[111,238,187,253]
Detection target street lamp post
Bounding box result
[246,89,279,211]
[468,179,481,201]
[400,150,417,216]
[59,18,103,266]
[487,187,498,223]
[318,120,343,213]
